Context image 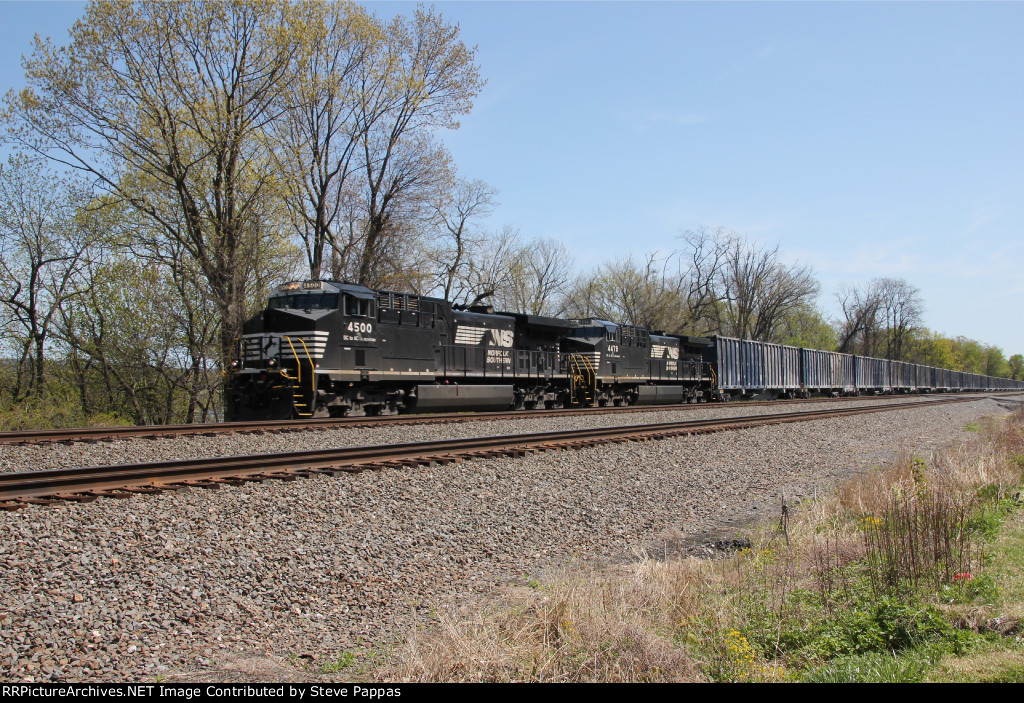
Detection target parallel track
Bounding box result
[0,397,979,510]
[0,392,1011,446]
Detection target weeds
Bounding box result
[320,651,358,673]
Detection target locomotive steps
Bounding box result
[0,397,979,510]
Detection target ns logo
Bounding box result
[489,329,514,348]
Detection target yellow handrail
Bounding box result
[279,335,315,383]
[568,353,597,406]
[280,335,316,416]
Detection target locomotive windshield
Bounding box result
[268,293,339,311]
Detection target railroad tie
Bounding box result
[261,472,299,481]
[53,493,99,502]
[86,489,133,499]
[173,480,222,489]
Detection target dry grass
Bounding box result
[369,409,1024,683]
[383,561,713,682]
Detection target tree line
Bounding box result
[0,1,1020,428]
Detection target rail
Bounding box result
[0,397,983,509]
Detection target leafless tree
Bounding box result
[0,154,98,400]
[834,277,923,359]
[505,237,575,316]
[715,236,820,341]
[674,226,733,335]
[876,277,923,360]
[561,253,684,331]
[461,225,525,308]
[272,1,374,279]
[348,8,483,287]
[426,178,497,301]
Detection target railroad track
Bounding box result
[0,392,1008,446]
[0,396,980,510]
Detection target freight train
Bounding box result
[225,280,1024,420]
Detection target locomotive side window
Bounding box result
[345,295,373,317]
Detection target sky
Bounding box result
[1,1,1022,355]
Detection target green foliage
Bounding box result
[982,666,1024,684]
[965,494,1021,540]
[320,651,358,673]
[738,574,979,666]
[908,329,956,370]
[953,336,988,374]
[804,596,976,659]
[800,650,934,683]
[937,573,1000,606]
[1010,354,1024,381]
[907,329,1017,377]
[777,304,837,350]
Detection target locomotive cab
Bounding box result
[228,281,343,420]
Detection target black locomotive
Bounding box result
[227,280,711,420]
[226,280,1024,420]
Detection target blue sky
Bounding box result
[2,1,1022,355]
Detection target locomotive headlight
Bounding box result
[267,358,278,369]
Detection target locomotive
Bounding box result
[226,280,1024,421]
[226,280,712,420]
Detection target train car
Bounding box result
[915,364,935,393]
[854,355,890,394]
[227,280,718,419]
[702,336,800,400]
[801,348,855,396]
[889,360,917,392]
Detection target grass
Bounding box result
[320,651,358,674]
[355,409,1024,683]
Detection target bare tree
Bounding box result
[272,1,376,279]
[0,154,98,400]
[834,277,923,359]
[876,277,923,360]
[835,284,882,354]
[505,237,575,316]
[561,253,684,331]
[675,226,733,335]
[716,236,820,341]
[461,225,525,308]
[426,178,497,301]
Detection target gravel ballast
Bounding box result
[1,394,1021,682]
[0,396,980,474]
